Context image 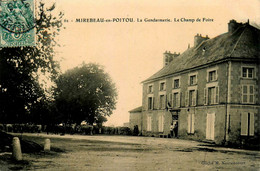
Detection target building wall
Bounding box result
[141,60,260,145]
[228,105,259,145]
[129,112,142,131]
[178,105,226,144]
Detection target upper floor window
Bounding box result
[204,86,219,105]
[208,70,217,82]
[242,67,254,78]
[190,75,197,85]
[189,90,196,106]
[159,82,166,91]
[186,89,197,106]
[159,94,166,109]
[148,85,153,93]
[173,79,180,89]
[148,97,154,110]
[241,85,254,104]
[173,92,180,108]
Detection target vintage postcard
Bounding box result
[0,0,259,170]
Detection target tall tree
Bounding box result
[54,63,118,125]
[0,2,63,123]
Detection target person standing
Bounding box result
[173,121,178,138]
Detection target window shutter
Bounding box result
[216,70,218,81]
[249,113,255,136]
[162,115,164,132]
[194,90,197,106]
[241,112,248,136]
[158,116,161,132]
[206,114,210,139]
[152,97,154,110]
[204,88,208,105]
[215,86,219,104]
[241,85,244,103]
[147,97,149,110]
[178,92,181,107]
[169,93,172,106]
[187,114,191,133]
[185,91,189,107]
[249,85,254,104]
[191,113,195,134]
[206,71,209,82]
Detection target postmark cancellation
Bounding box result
[0,0,36,47]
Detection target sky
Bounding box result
[49,0,260,126]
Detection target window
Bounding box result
[242,67,254,78]
[190,75,197,85]
[241,85,254,104]
[187,113,194,134]
[208,87,215,105]
[206,113,215,140]
[148,85,153,93]
[204,86,219,105]
[173,79,180,89]
[189,90,196,106]
[160,82,166,91]
[241,113,254,136]
[148,97,153,110]
[173,92,180,108]
[158,115,164,132]
[208,70,217,82]
[159,95,165,109]
[147,116,152,131]
[186,90,197,106]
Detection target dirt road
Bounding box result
[1,133,260,170]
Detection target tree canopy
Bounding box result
[54,63,118,125]
[0,2,63,123]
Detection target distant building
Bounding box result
[128,106,142,132]
[138,20,260,146]
[123,122,130,127]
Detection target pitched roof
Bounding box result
[143,23,260,83]
[128,106,142,113]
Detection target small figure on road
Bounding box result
[170,122,174,138]
[173,121,178,138]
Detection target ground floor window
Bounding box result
[147,116,152,131]
[187,113,194,134]
[158,115,164,132]
[241,112,254,136]
[206,113,215,140]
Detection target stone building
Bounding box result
[128,106,142,132]
[139,20,260,146]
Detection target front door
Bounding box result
[206,113,215,140]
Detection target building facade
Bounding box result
[139,20,260,146]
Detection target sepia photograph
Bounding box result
[0,0,259,170]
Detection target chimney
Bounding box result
[228,19,243,33]
[194,34,209,47]
[163,51,180,67]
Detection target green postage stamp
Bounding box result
[0,0,36,47]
